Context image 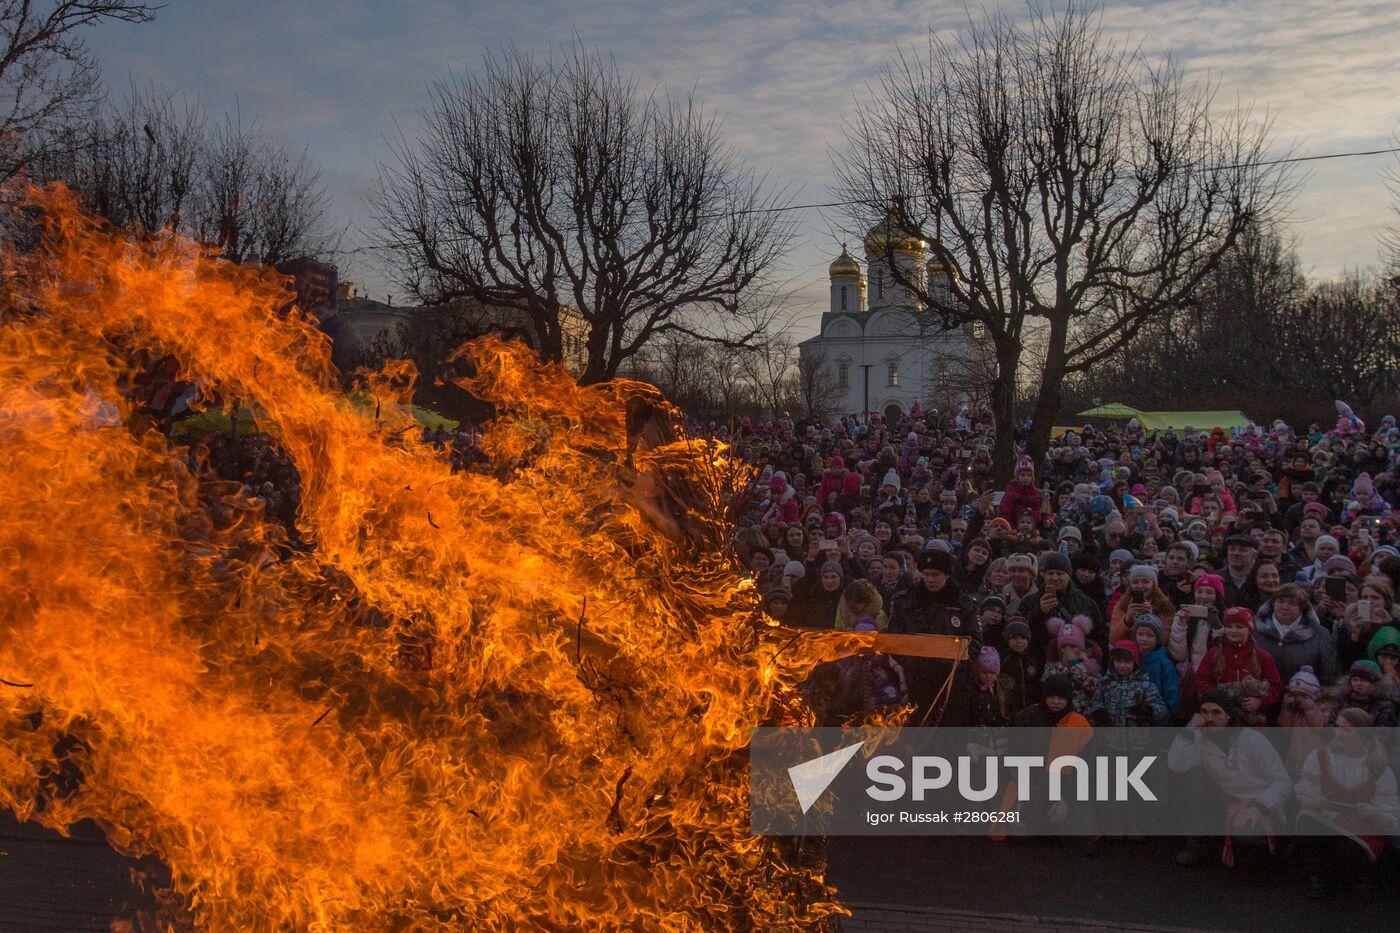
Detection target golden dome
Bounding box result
[828,244,861,278]
[863,209,926,254]
[926,251,959,281]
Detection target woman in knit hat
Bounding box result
[1109,563,1177,642]
[1195,607,1283,725]
[1169,573,1225,716]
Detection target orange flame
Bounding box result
[0,185,862,929]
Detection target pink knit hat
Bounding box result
[1049,615,1091,650]
[1194,573,1225,602]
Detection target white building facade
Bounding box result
[798,211,983,423]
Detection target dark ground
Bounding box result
[827,834,1397,932]
[2,812,1394,931]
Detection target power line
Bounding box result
[337,144,1400,261]
[736,145,1400,219]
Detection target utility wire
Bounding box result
[337,144,1400,258]
[734,145,1400,219]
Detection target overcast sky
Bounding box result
[85,0,1400,338]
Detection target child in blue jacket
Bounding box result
[1091,641,1170,727]
[1133,614,1180,718]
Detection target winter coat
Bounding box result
[997,481,1045,524]
[1016,586,1106,660]
[1169,607,1220,680]
[1091,669,1170,727]
[1108,588,1177,643]
[1138,646,1181,716]
[789,579,842,630]
[1194,640,1283,711]
[966,684,1009,729]
[998,647,1042,715]
[1041,659,1099,715]
[1253,602,1339,683]
[761,491,799,528]
[874,571,912,612]
[872,490,910,524]
[888,578,979,723]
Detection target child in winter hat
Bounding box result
[1042,615,1099,713]
[1287,665,1322,700]
[1133,614,1180,716]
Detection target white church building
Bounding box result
[798,211,985,423]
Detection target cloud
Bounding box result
[82,0,1400,338]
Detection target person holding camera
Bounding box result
[1333,576,1395,670]
[1108,563,1175,642]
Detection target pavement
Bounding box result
[827,834,1396,932]
[2,813,1394,931]
[0,815,164,932]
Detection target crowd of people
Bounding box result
[731,401,1400,893]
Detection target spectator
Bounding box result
[1296,709,1400,898]
[1254,584,1339,684]
[1194,607,1281,725]
[887,549,979,724]
[1168,690,1292,867]
[1091,640,1170,727]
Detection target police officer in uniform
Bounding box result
[888,548,979,725]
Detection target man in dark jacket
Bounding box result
[1017,552,1107,659]
[789,560,844,630]
[888,549,979,725]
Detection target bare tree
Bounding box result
[195,112,334,266]
[1080,220,1307,407]
[738,333,797,417]
[373,42,796,384]
[34,87,335,267]
[1266,278,1400,404]
[32,84,203,233]
[836,2,1295,479]
[0,0,159,180]
[795,347,842,422]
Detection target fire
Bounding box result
[0,185,862,930]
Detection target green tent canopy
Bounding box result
[1076,404,1249,433]
[171,407,265,435]
[344,391,460,431]
[1076,403,1146,421]
[174,395,459,435]
[1136,410,1250,433]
